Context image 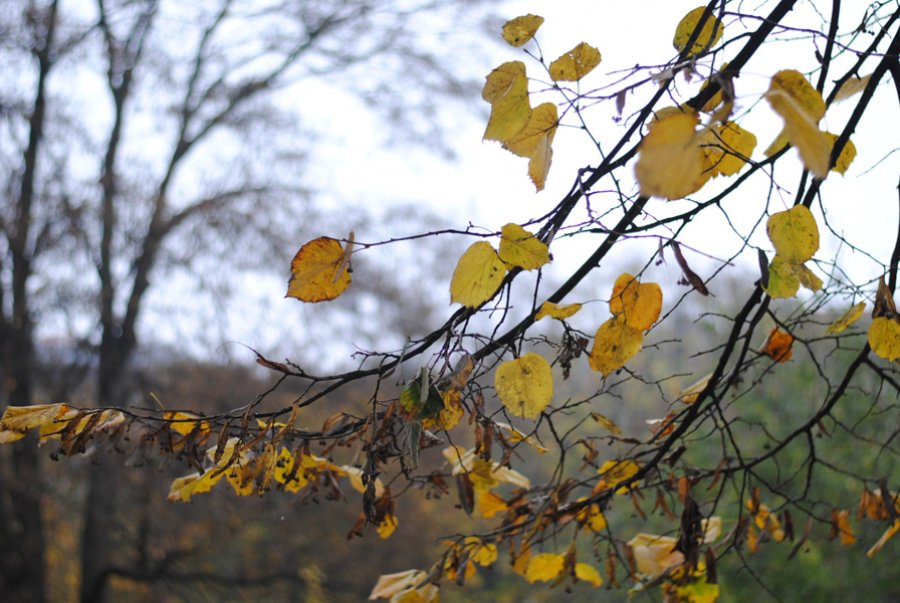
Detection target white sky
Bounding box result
[169,0,898,369]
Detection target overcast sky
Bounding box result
[171,0,899,369]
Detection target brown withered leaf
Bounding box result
[671,241,709,295]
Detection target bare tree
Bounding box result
[0,1,500,601]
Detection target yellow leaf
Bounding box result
[703,516,723,543]
[589,317,644,376]
[590,412,622,435]
[498,223,550,270]
[535,301,582,321]
[635,111,704,200]
[377,514,398,539]
[502,102,557,189]
[422,390,464,431]
[834,74,872,101]
[494,352,553,420]
[679,373,712,405]
[477,489,508,518]
[761,327,793,362]
[827,302,866,334]
[525,553,565,583]
[482,61,531,144]
[512,545,531,577]
[168,469,225,502]
[494,420,548,453]
[596,459,640,494]
[609,273,663,331]
[342,465,386,499]
[575,498,608,532]
[866,519,900,558]
[501,14,544,47]
[765,70,830,178]
[764,129,790,157]
[797,264,823,292]
[673,7,724,56]
[368,569,426,600]
[465,537,499,567]
[765,255,801,298]
[628,533,683,579]
[549,42,601,82]
[442,446,531,489]
[699,121,757,177]
[528,131,553,191]
[286,237,352,303]
[770,69,827,120]
[575,562,603,587]
[449,241,507,307]
[824,132,856,175]
[674,580,721,603]
[0,403,68,443]
[868,317,900,361]
[388,583,439,603]
[163,411,209,436]
[767,206,819,262]
[504,102,558,159]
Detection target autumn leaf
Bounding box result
[590,412,622,435]
[596,459,640,494]
[0,403,68,443]
[502,102,558,191]
[765,70,831,178]
[482,61,531,144]
[627,533,683,579]
[162,411,210,436]
[494,420,548,453]
[368,569,427,600]
[343,465,386,499]
[609,273,663,331]
[834,74,872,101]
[476,490,508,519]
[442,446,531,490]
[525,553,565,583]
[698,121,757,178]
[465,536,499,567]
[673,580,721,603]
[494,352,553,420]
[867,519,900,558]
[762,327,793,362]
[673,7,724,56]
[588,317,644,376]
[768,206,819,262]
[549,42,601,82]
[449,241,507,307]
[498,223,550,270]
[501,14,543,47]
[286,236,352,302]
[168,469,225,503]
[830,509,856,545]
[535,301,582,321]
[576,498,608,532]
[868,317,900,361]
[827,302,866,334]
[377,513,398,539]
[679,373,712,404]
[574,562,603,587]
[824,132,856,174]
[635,110,704,200]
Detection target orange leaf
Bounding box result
[762,328,793,362]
